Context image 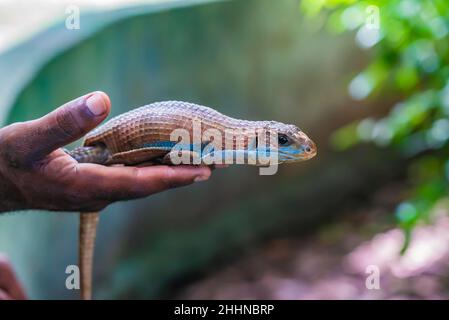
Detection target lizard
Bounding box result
[66,100,317,299]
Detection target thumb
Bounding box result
[26,92,111,159]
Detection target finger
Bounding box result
[0,289,12,300]
[25,91,111,160]
[0,255,27,300]
[74,164,212,201]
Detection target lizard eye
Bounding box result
[278,134,290,146]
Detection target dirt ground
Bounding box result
[176,183,449,299]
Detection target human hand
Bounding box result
[0,255,27,300]
[0,92,211,212]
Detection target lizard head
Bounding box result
[263,121,317,163]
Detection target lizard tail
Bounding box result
[79,212,100,300]
[70,146,107,299]
[66,145,111,164]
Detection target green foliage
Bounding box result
[301,0,449,248]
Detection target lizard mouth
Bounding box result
[303,140,317,160]
[276,139,317,163]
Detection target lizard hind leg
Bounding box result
[67,145,111,164]
[79,212,100,300]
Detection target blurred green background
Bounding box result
[1,0,448,299]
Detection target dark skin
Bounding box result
[0,255,27,300]
[0,91,212,299]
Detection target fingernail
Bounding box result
[194,167,211,182]
[194,175,209,182]
[86,93,107,116]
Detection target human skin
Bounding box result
[0,255,27,300]
[0,91,212,299]
[0,91,212,212]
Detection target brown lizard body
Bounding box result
[67,101,316,299]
